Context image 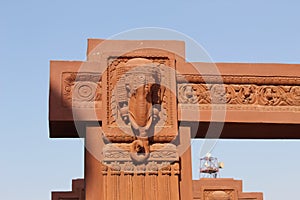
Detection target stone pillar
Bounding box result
[98,56,181,200]
[178,126,193,200]
[85,127,105,200]
[101,143,180,200]
[84,127,193,200]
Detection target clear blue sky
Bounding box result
[1,1,300,199]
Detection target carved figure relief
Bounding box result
[103,57,178,164]
[210,84,226,104]
[178,84,210,104]
[118,61,165,137]
[116,59,165,163]
[178,85,199,104]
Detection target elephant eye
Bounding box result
[139,75,145,80]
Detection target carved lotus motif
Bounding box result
[160,162,171,171]
[110,161,121,171]
[123,162,135,172]
[62,72,101,108]
[146,161,158,172]
[136,164,146,172]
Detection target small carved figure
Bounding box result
[210,84,226,104]
[181,85,199,103]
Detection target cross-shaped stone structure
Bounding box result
[49,39,300,200]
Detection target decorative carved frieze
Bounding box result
[102,143,179,175]
[103,143,179,162]
[178,83,300,108]
[62,72,102,108]
[102,161,180,175]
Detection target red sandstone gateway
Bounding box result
[49,38,300,199]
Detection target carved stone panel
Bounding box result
[178,83,300,112]
[62,72,102,108]
[102,140,179,171]
[204,190,234,200]
[102,56,177,143]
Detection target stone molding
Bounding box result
[102,143,179,175]
[178,74,300,85]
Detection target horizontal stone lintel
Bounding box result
[49,39,300,139]
[50,65,300,138]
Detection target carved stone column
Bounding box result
[101,143,180,200]
[101,57,180,200]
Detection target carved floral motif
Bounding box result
[102,143,179,174]
[236,85,257,104]
[102,160,179,175]
[286,86,300,105]
[103,143,178,162]
[178,83,300,107]
[62,72,101,108]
